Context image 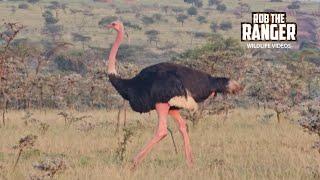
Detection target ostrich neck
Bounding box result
[108,29,124,75]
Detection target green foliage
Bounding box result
[72,33,91,43]
[98,16,117,26]
[43,24,63,39]
[152,13,162,21]
[208,0,221,6]
[18,3,29,9]
[220,21,232,31]
[54,55,87,74]
[196,16,207,24]
[288,1,300,9]
[140,16,154,25]
[184,0,203,7]
[187,6,197,16]
[176,14,188,26]
[47,1,65,10]
[145,30,160,45]
[216,3,227,12]
[172,7,184,14]
[42,10,58,24]
[27,0,40,4]
[210,21,218,32]
[115,128,134,163]
[176,34,243,61]
[21,149,41,160]
[123,21,141,30]
[79,156,90,166]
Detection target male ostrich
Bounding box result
[106,21,242,169]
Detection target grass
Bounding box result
[0,108,319,179]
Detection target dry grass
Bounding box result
[0,108,319,180]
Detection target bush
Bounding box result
[196,16,207,24]
[98,16,118,26]
[220,21,232,31]
[141,16,154,25]
[145,30,160,45]
[187,6,197,16]
[208,0,221,6]
[152,13,162,21]
[216,3,227,12]
[210,21,218,32]
[176,14,188,26]
[18,3,29,9]
[54,55,87,74]
[42,10,58,24]
[264,9,276,12]
[27,0,40,4]
[288,1,300,9]
[172,7,184,14]
[123,21,142,30]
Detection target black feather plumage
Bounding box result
[109,62,230,113]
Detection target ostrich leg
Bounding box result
[131,103,169,170]
[169,110,193,167]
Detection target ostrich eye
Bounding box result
[112,23,116,26]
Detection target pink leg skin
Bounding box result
[131,103,170,170]
[169,110,193,168]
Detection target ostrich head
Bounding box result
[106,21,124,32]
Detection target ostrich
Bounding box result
[105,21,242,169]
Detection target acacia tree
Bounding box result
[145,30,160,46]
[176,14,188,26]
[42,10,63,41]
[217,3,227,12]
[187,6,197,16]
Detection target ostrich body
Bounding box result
[106,21,242,169]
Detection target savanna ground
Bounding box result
[1,108,319,180]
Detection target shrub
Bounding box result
[288,1,300,9]
[216,3,227,12]
[208,0,221,6]
[187,6,197,16]
[152,13,162,21]
[172,7,184,14]
[54,55,87,74]
[197,16,207,24]
[98,16,118,26]
[176,14,188,26]
[210,21,218,32]
[141,16,154,25]
[42,10,58,24]
[220,21,232,31]
[27,0,40,4]
[18,3,29,9]
[123,21,142,30]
